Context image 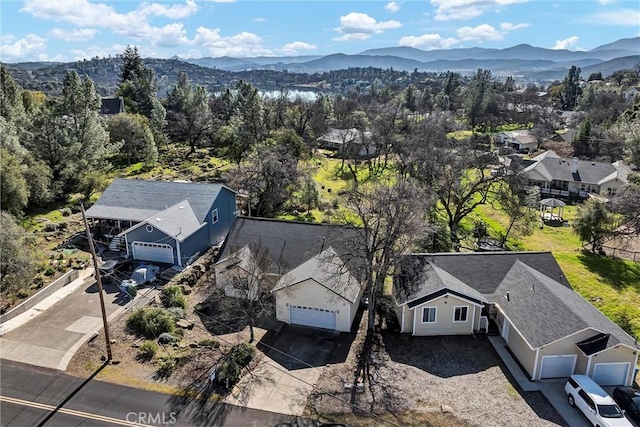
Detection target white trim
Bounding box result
[421,306,437,324]
[471,305,476,333]
[502,317,510,341]
[401,306,405,333]
[212,208,219,224]
[592,362,631,386]
[536,327,593,351]
[532,348,540,381]
[586,355,593,377]
[453,306,468,323]
[405,291,484,309]
[633,351,640,386]
[412,308,416,336]
[125,233,129,258]
[145,224,154,233]
[176,240,182,267]
[539,354,577,379]
[578,342,638,358]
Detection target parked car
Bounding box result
[565,375,632,427]
[613,387,640,423]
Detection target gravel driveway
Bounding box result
[309,333,568,427]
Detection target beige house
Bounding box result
[521,150,632,199]
[496,130,538,153]
[394,252,639,386]
[271,247,363,332]
[214,217,365,332]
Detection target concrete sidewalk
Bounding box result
[0,273,157,371]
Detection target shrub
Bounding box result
[161,285,187,309]
[157,332,179,344]
[155,356,177,379]
[198,338,220,348]
[138,340,158,361]
[127,307,175,338]
[167,307,185,320]
[217,343,255,388]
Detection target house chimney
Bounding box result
[571,158,579,173]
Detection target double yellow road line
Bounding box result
[0,395,152,426]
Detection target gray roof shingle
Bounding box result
[130,200,203,241]
[85,178,227,223]
[217,217,366,277]
[271,246,361,303]
[394,252,637,352]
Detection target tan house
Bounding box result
[496,130,538,153]
[214,217,365,332]
[521,150,632,198]
[317,128,377,157]
[394,252,639,386]
[271,247,363,332]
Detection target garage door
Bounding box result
[132,242,174,264]
[289,306,336,330]
[593,363,629,386]
[539,355,577,379]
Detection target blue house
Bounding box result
[86,179,237,267]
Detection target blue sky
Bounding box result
[1,0,638,62]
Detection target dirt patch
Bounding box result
[308,324,567,427]
[65,253,267,395]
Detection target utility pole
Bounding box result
[80,203,113,362]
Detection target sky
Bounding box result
[1,0,639,63]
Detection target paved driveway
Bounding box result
[225,325,338,415]
[0,276,155,371]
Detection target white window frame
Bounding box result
[453,306,468,323]
[421,306,437,324]
[212,208,219,224]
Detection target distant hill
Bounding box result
[591,37,640,53]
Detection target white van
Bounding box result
[565,375,632,427]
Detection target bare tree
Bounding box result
[493,179,540,246]
[215,242,274,342]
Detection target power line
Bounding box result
[89,244,398,426]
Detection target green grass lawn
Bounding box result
[473,202,640,339]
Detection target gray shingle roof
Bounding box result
[394,252,637,352]
[525,151,630,185]
[85,178,227,223]
[217,217,366,276]
[271,247,361,303]
[490,261,637,350]
[128,200,203,242]
[99,97,125,115]
[394,258,488,306]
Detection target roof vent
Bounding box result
[155,218,162,222]
[505,292,510,302]
[179,205,184,209]
[591,162,596,165]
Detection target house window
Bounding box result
[212,209,219,224]
[453,306,468,322]
[422,307,437,323]
[145,225,154,233]
[607,187,617,196]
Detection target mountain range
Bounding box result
[180,37,640,80]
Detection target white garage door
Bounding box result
[593,363,629,386]
[539,355,577,379]
[289,306,336,330]
[132,242,174,264]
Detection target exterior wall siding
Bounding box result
[207,188,237,247]
[274,279,354,332]
[505,322,537,379]
[537,329,597,377]
[411,295,478,336]
[178,226,210,266]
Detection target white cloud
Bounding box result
[193,27,272,57]
[252,17,266,22]
[430,0,528,21]
[334,12,401,41]
[398,34,458,50]
[281,41,317,55]
[552,36,579,50]
[0,34,47,61]
[586,8,640,26]
[457,24,503,42]
[49,28,98,42]
[597,0,614,4]
[500,22,530,31]
[152,23,189,47]
[137,0,198,19]
[385,2,400,13]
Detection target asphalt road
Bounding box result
[0,360,315,427]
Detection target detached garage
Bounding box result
[272,247,363,333]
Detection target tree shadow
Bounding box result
[577,249,640,291]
